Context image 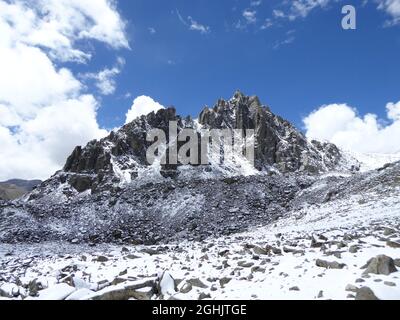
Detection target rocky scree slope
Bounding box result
[0,92,370,245]
[0,180,42,201]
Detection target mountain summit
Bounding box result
[60,91,355,194]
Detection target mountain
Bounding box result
[0,180,42,201]
[1,92,397,246]
[60,91,356,194]
[1,91,400,301]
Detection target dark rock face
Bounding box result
[62,107,185,192]
[199,91,343,173]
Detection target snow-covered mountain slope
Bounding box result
[345,151,400,172]
[1,177,399,300]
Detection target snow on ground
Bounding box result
[0,190,400,300]
[344,150,400,172]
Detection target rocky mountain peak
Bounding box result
[54,91,357,194]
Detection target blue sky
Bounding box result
[79,0,400,129]
[1,0,400,180]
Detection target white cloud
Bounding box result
[148,27,156,34]
[303,102,400,154]
[243,9,257,24]
[273,9,286,18]
[251,0,262,7]
[188,16,210,34]
[270,0,330,22]
[0,0,129,63]
[176,10,210,34]
[0,0,128,181]
[272,36,295,49]
[125,96,165,124]
[268,0,400,27]
[261,18,274,29]
[377,0,400,25]
[289,0,330,20]
[82,58,125,95]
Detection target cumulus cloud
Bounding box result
[125,96,165,124]
[303,102,400,154]
[0,0,128,181]
[0,0,129,63]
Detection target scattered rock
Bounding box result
[251,266,265,273]
[179,282,193,294]
[283,247,305,255]
[238,261,255,268]
[89,280,155,300]
[384,281,396,287]
[383,228,396,236]
[158,272,176,296]
[28,279,42,297]
[65,288,94,300]
[362,255,397,276]
[387,241,400,248]
[316,259,346,269]
[266,246,282,255]
[38,284,76,300]
[126,254,140,260]
[355,287,379,300]
[141,248,161,256]
[198,293,211,300]
[219,277,232,287]
[95,256,109,263]
[188,278,208,289]
[0,283,20,298]
[289,286,300,291]
[349,245,359,254]
[253,246,268,255]
[345,284,358,292]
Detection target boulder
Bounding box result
[37,284,76,300]
[253,246,268,255]
[238,261,255,268]
[179,282,193,294]
[316,259,346,269]
[387,241,400,248]
[362,255,397,276]
[345,284,358,292]
[0,283,20,298]
[158,272,176,296]
[65,288,95,300]
[88,279,155,300]
[188,278,208,289]
[355,287,379,300]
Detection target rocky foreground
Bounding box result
[1,189,399,300]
